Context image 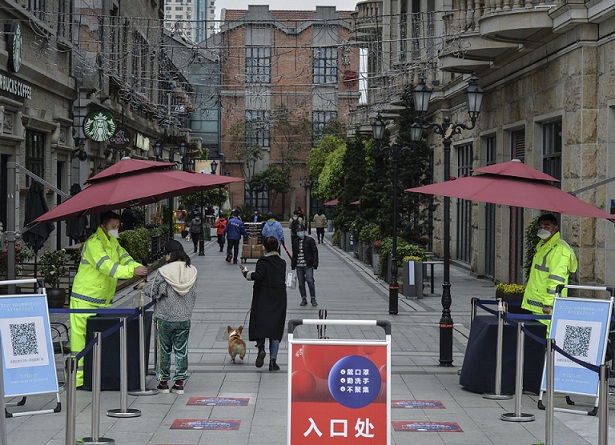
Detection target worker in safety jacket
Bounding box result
[70,211,148,387]
[521,213,577,332]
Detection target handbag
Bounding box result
[286,272,297,289]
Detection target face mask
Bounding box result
[108,229,120,238]
[537,229,551,240]
[297,232,305,238]
[292,216,297,220]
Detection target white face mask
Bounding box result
[297,232,305,238]
[537,228,551,240]
[108,229,120,238]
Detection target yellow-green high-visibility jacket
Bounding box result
[521,231,578,316]
[70,226,142,306]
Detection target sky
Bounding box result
[217,0,359,14]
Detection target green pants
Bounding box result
[156,319,191,383]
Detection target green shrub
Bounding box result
[39,249,69,288]
[118,227,150,264]
[332,229,340,246]
[377,237,426,278]
[359,222,380,243]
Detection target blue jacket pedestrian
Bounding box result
[261,212,285,245]
[224,215,248,240]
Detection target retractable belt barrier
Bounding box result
[471,285,615,445]
[57,299,157,445]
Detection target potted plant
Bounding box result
[39,249,68,308]
[495,283,526,313]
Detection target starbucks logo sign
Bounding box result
[83,110,116,142]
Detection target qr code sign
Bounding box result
[562,325,592,357]
[9,322,38,356]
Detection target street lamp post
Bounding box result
[198,159,218,256]
[372,114,407,315]
[299,176,316,234]
[410,74,484,366]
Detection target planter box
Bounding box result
[402,260,423,299]
[339,231,346,250]
[362,244,372,265]
[345,233,353,252]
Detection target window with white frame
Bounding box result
[313,47,338,84]
[246,47,271,84]
[245,110,270,147]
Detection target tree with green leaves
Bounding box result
[179,188,228,210]
[228,120,263,181]
[249,165,290,210]
[271,105,312,179]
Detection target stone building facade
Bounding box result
[357,0,615,286]
[219,6,360,216]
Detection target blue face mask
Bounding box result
[297,232,305,238]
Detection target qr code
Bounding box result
[562,325,592,357]
[9,322,38,356]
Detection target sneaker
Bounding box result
[226,255,232,262]
[311,298,318,307]
[255,347,266,368]
[300,298,308,306]
[157,381,170,394]
[171,380,184,394]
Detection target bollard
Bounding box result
[484,299,513,400]
[128,307,157,396]
[598,364,609,445]
[501,322,535,422]
[78,332,114,444]
[545,338,555,445]
[65,356,77,445]
[107,318,141,418]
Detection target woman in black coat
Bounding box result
[240,236,287,371]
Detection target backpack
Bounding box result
[189,218,202,234]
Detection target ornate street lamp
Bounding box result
[372,114,408,315]
[152,140,163,160]
[410,74,484,366]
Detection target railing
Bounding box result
[483,0,557,14]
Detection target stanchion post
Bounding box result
[598,364,609,445]
[78,332,114,444]
[148,319,157,376]
[107,318,141,418]
[484,300,513,400]
[470,297,478,325]
[128,307,157,396]
[501,322,535,422]
[65,356,77,445]
[545,338,555,445]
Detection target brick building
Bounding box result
[219,5,360,217]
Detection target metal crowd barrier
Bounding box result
[55,300,157,445]
[472,297,611,445]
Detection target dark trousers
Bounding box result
[316,227,325,242]
[217,234,225,252]
[227,238,240,262]
[191,232,200,252]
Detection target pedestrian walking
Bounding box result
[289,210,303,245]
[140,239,197,394]
[291,224,319,307]
[214,213,228,252]
[312,208,327,243]
[224,210,248,264]
[240,236,287,371]
[261,211,285,247]
[188,213,202,253]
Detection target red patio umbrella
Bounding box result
[32,164,243,224]
[406,160,613,219]
[324,198,338,206]
[87,158,175,182]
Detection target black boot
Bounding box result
[255,345,266,368]
[311,298,318,307]
[300,298,308,306]
[269,359,280,371]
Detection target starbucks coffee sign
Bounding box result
[83,110,116,142]
[108,125,131,149]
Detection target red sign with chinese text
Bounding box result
[289,343,388,444]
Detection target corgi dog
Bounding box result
[227,325,247,363]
